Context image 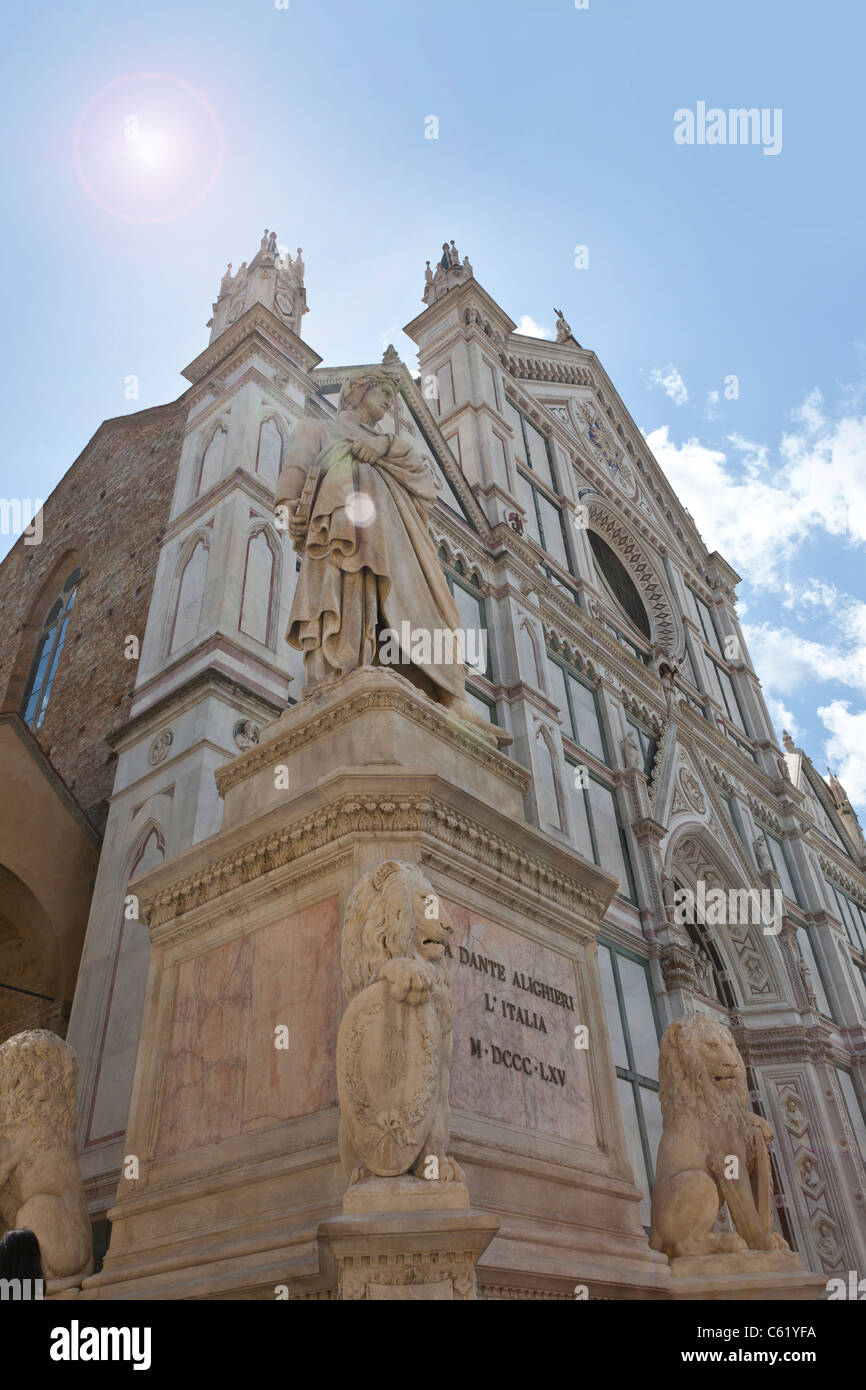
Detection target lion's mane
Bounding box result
[659,1014,755,1153]
[0,1029,78,1152]
[341,860,452,1013]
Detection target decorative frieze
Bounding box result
[141,792,611,930]
[731,1024,834,1067]
[505,352,594,388]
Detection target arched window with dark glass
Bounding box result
[21,568,80,730]
[588,531,652,642]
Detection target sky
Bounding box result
[2,0,865,810]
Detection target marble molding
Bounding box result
[316,1208,500,1301]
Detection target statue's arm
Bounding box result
[275,419,325,509]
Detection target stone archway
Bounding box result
[0,863,66,1042]
[587,503,684,657]
[666,829,781,1006]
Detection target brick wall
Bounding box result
[0,398,186,834]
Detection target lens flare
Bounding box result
[73,73,223,223]
[345,492,376,527]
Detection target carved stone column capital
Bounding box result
[659,941,699,993]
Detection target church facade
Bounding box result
[1,231,864,1297]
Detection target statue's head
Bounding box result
[341,860,453,999]
[658,1014,750,1126]
[338,370,398,424]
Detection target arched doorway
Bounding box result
[0,863,65,1042]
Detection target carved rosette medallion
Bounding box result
[148,730,173,765]
[233,719,261,751]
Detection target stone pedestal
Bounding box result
[668,1251,827,1301]
[82,667,670,1301]
[342,1175,472,1215]
[319,1175,498,1300]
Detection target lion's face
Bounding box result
[342,861,454,998]
[658,1015,750,1127]
[692,1026,743,1093]
[411,884,453,963]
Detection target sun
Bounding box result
[126,126,171,171]
[73,73,223,222]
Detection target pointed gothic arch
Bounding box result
[534,721,565,832]
[238,523,281,649]
[84,814,166,1146]
[3,549,84,724]
[518,616,544,689]
[196,418,230,496]
[166,529,211,657]
[255,415,287,488]
[587,502,684,657]
[664,826,782,1006]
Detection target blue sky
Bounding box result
[2,0,865,809]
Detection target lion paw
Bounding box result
[750,1231,788,1252]
[378,958,432,1005]
[717,1232,748,1253]
[411,1153,464,1183]
[438,1156,465,1183]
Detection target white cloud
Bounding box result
[765,695,800,743]
[819,700,866,805]
[644,380,866,812]
[727,433,770,476]
[644,403,866,588]
[741,619,866,697]
[791,387,825,433]
[778,578,842,613]
[516,315,551,339]
[706,388,720,420]
[650,364,688,405]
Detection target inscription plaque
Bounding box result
[444,902,597,1146]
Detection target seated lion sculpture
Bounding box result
[336,860,463,1186]
[0,1030,93,1287]
[649,1015,789,1260]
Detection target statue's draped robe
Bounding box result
[276,416,465,698]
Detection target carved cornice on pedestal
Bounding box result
[215,681,528,797]
[140,791,613,934]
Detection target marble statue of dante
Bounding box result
[276,370,501,741]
